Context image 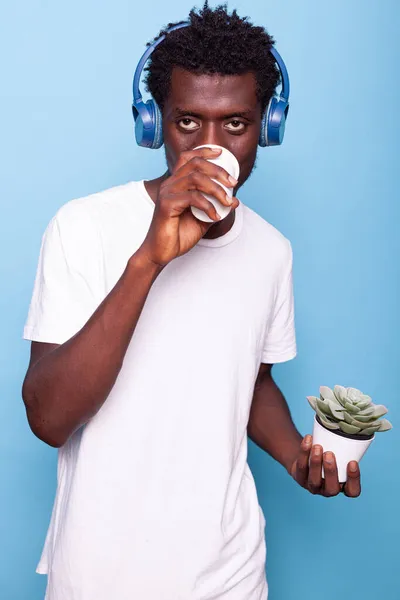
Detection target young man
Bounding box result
[22,4,361,599]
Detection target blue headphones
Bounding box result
[132,22,290,149]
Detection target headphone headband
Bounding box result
[132,21,290,148]
[269,46,290,102]
[133,22,290,107]
[132,23,189,105]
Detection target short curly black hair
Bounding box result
[144,2,280,114]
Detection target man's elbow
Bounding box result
[22,383,65,448]
[31,422,65,448]
[26,411,65,448]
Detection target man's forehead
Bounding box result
[167,67,259,112]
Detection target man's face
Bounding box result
[162,67,263,190]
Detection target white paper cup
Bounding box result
[311,415,374,483]
[190,144,240,223]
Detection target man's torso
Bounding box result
[25,180,291,599]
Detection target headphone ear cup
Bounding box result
[260,96,278,147]
[258,107,269,147]
[133,102,149,148]
[132,100,163,148]
[260,96,288,147]
[150,101,163,149]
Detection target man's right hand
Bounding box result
[139,147,239,268]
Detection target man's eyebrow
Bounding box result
[174,107,255,119]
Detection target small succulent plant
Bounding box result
[307,386,392,437]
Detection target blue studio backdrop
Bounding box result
[1,1,399,599]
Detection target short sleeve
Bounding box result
[261,240,297,364]
[23,203,103,345]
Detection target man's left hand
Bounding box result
[290,434,361,498]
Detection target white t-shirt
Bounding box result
[23,180,297,600]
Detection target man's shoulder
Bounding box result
[241,202,292,258]
[55,180,143,224]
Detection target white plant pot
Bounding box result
[312,415,374,483]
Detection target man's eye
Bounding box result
[225,120,246,132]
[178,118,198,130]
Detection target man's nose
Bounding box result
[197,122,224,148]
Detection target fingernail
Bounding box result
[325,452,334,464]
[314,446,322,456]
[228,175,237,185]
[225,194,233,205]
[211,148,221,153]
[349,462,358,473]
[304,435,312,446]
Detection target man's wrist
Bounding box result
[128,248,165,279]
[282,433,303,476]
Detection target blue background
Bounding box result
[1,1,399,598]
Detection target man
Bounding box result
[22,4,361,599]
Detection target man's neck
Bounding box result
[144,174,236,239]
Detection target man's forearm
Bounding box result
[22,250,162,448]
[247,370,303,473]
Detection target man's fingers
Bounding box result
[321,452,341,497]
[293,435,312,487]
[174,148,223,176]
[161,191,221,222]
[343,462,361,498]
[307,445,323,493]
[170,171,234,208]
[173,152,237,190]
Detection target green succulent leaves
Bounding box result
[307,385,392,437]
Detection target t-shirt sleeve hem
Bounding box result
[23,325,67,345]
[261,347,297,365]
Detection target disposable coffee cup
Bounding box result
[190,144,240,223]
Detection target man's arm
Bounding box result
[22,251,162,448]
[22,147,237,449]
[247,363,362,497]
[247,363,302,474]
